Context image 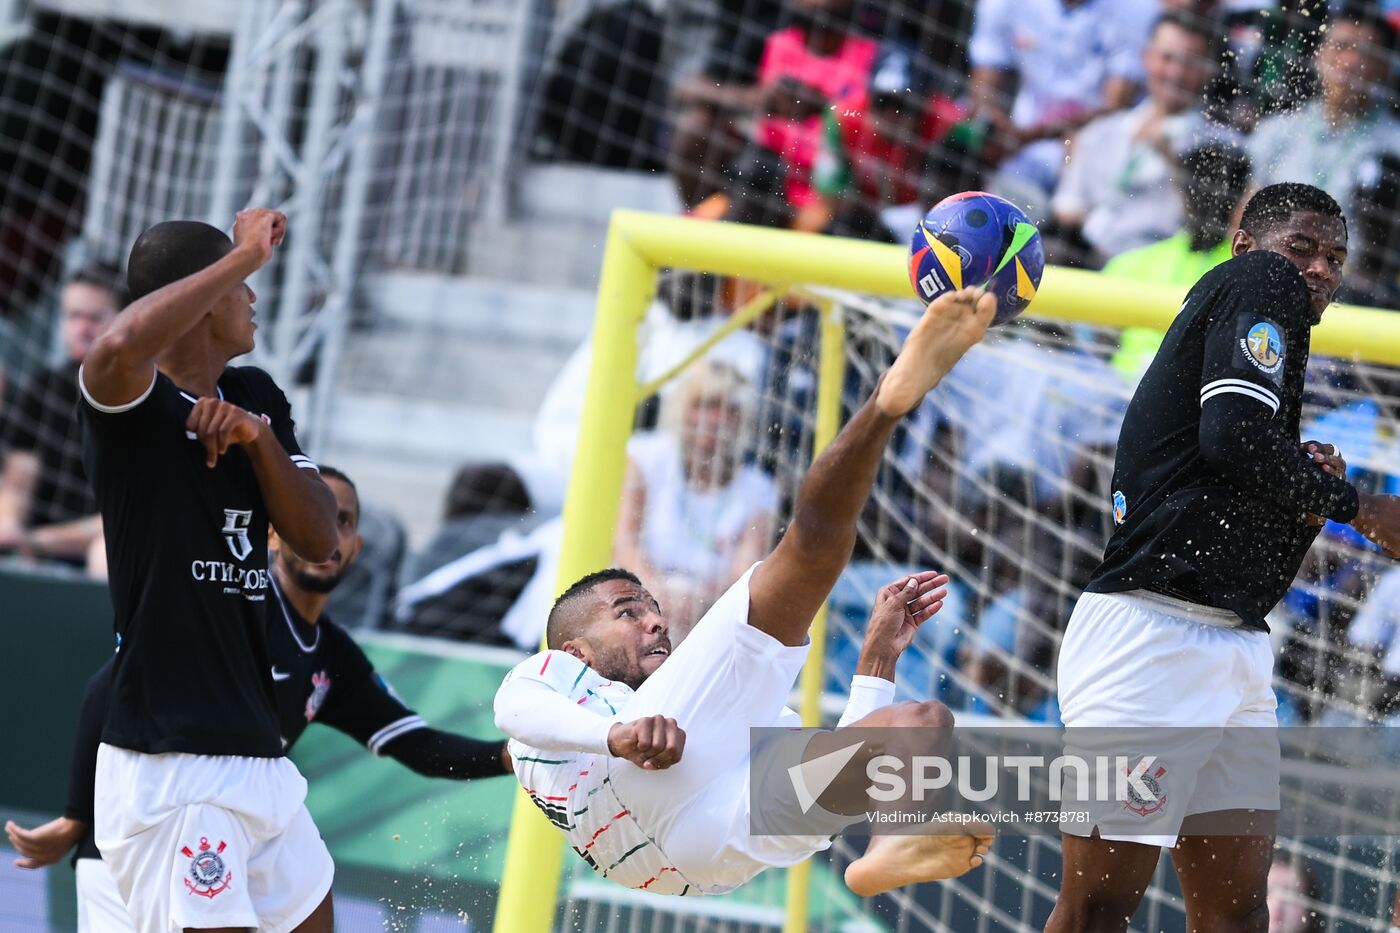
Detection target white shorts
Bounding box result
[1056,590,1280,848]
[572,565,850,895]
[93,744,334,933]
[76,858,135,933]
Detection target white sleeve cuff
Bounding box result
[837,675,897,728]
[78,363,157,414]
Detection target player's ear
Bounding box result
[561,639,592,666]
[1231,229,1254,256]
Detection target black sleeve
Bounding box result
[63,659,114,823]
[379,728,507,781]
[1197,253,1358,521]
[1199,394,1359,521]
[1198,251,1305,414]
[246,367,316,470]
[315,623,426,751]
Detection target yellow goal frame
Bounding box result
[491,210,1400,933]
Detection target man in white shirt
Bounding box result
[494,287,1000,898]
[1052,11,1240,263]
[1248,9,1400,223]
[967,0,1157,215]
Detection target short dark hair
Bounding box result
[1151,9,1224,58]
[68,263,129,309]
[317,465,360,523]
[126,220,233,301]
[1239,183,1346,239]
[546,568,643,649]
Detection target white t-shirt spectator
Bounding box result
[1347,568,1400,676]
[1248,102,1400,216]
[969,0,1156,130]
[1053,102,1242,259]
[626,431,779,584]
[910,336,1128,502]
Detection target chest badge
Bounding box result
[305,670,331,721]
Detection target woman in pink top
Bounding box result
[667,0,876,213]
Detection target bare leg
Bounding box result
[1045,833,1162,933]
[1169,818,1274,933]
[746,288,998,648]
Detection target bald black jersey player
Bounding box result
[1047,184,1400,933]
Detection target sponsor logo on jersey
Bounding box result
[1122,764,1168,817]
[1112,490,1128,525]
[271,666,291,682]
[222,509,254,561]
[1239,320,1284,376]
[305,670,331,721]
[190,560,270,597]
[181,837,232,898]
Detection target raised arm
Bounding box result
[82,210,284,409]
[836,571,950,728]
[748,288,996,647]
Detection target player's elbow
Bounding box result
[1198,418,1251,474]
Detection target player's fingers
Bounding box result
[911,571,950,591]
[909,586,948,610]
[912,599,944,624]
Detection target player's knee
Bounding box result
[1187,897,1268,933]
[1049,895,1143,933]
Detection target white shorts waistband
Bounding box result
[1116,589,1244,629]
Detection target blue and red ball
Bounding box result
[908,191,1044,326]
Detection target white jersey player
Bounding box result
[495,287,1001,898]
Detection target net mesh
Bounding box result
[554,273,1400,932]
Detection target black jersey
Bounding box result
[1086,250,1359,630]
[79,365,318,757]
[265,578,424,752]
[68,586,505,863]
[0,360,94,526]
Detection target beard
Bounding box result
[287,561,345,594]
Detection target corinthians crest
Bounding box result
[1123,764,1168,817]
[181,837,233,898]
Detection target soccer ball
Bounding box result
[907,191,1044,326]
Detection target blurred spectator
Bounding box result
[1344,565,1400,694]
[667,0,878,214]
[532,0,668,169]
[821,43,969,240]
[917,326,1128,516]
[1248,5,1400,218]
[614,360,779,638]
[1104,143,1254,379]
[1337,152,1400,309]
[1050,12,1237,265]
[0,265,122,574]
[1267,853,1325,933]
[393,463,547,647]
[968,0,1157,217]
[666,0,785,207]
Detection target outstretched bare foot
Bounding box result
[876,287,998,417]
[845,824,994,896]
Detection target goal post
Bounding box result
[492,209,1400,933]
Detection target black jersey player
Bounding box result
[6,467,511,931]
[77,210,342,933]
[1047,184,1400,933]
